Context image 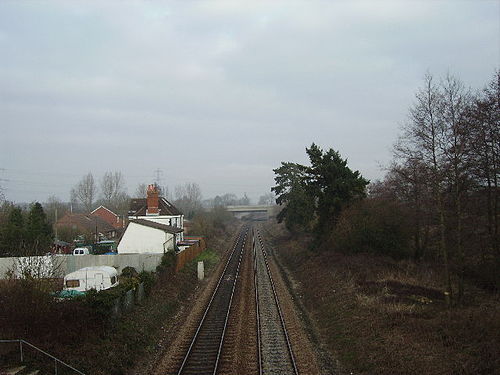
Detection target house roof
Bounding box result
[128,197,182,216]
[56,214,116,234]
[91,205,119,217]
[130,219,184,234]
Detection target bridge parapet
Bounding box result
[226,205,273,212]
[225,205,277,220]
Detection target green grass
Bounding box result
[194,248,220,271]
[181,249,220,273]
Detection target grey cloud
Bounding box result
[0,0,498,202]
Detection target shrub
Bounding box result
[330,198,412,259]
[121,266,139,278]
[82,288,122,320]
[156,251,176,274]
[138,270,156,294]
[194,249,219,271]
[464,258,500,292]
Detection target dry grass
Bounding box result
[266,223,500,375]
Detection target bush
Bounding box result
[138,270,156,294]
[464,258,500,292]
[82,287,123,320]
[156,251,176,274]
[330,198,412,259]
[81,274,141,320]
[194,249,219,271]
[121,266,139,278]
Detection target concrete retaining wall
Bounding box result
[0,253,164,279]
[65,253,164,274]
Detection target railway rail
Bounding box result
[254,227,299,375]
[173,224,299,375]
[176,225,248,375]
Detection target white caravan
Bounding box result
[63,266,119,292]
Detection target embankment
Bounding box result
[264,224,500,375]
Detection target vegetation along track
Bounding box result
[254,227,299,375]
[176,225,249,375]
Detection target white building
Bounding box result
[117,219,183,254]
[117,185,185,254]
[127,184,184,240]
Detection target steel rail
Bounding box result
[176,226,248,375]
[212,230,247,373]
[255,227,299,375]
[252,229,263,375]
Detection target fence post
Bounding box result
[54,358,57,375]
[20,341,23,363]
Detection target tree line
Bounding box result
[375,71,499,302]
[0,202,53,257]
[273,70,499,305]
[0,166,272,255]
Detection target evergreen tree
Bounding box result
[26,202,53,255]
[272,162,314,233]
[0,206,25,256]
[306,143,369,236]
[272,145,369,239]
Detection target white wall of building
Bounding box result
[65,253,163,274]
[118,222,175,254]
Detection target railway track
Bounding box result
[176,225,249,375]
[254,227,299,375]
[171,224,299,375]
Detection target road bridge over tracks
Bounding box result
[225,205,276,220]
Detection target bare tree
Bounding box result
[158,185,169,200]
[135,183,148,198]
[396,72,452,303]
[258,192,276,205]
[0,168,5,203]
[220,193,238,206]
[379,159,433,261]
[101,172,124,203]
[468,72,500,256]
[71,172,97,212]
[440,74,473,302]
[43,195,69,225]
[238,193,251,205]
[100,171,128,212]
[174,182,203,219]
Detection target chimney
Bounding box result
[146,184,159,215]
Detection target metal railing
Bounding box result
[0,339,86,375]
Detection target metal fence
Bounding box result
[0,339,86,375]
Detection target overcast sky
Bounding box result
[0,1,498,204]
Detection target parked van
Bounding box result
[73,247,90,256]
[63,266,119,292]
